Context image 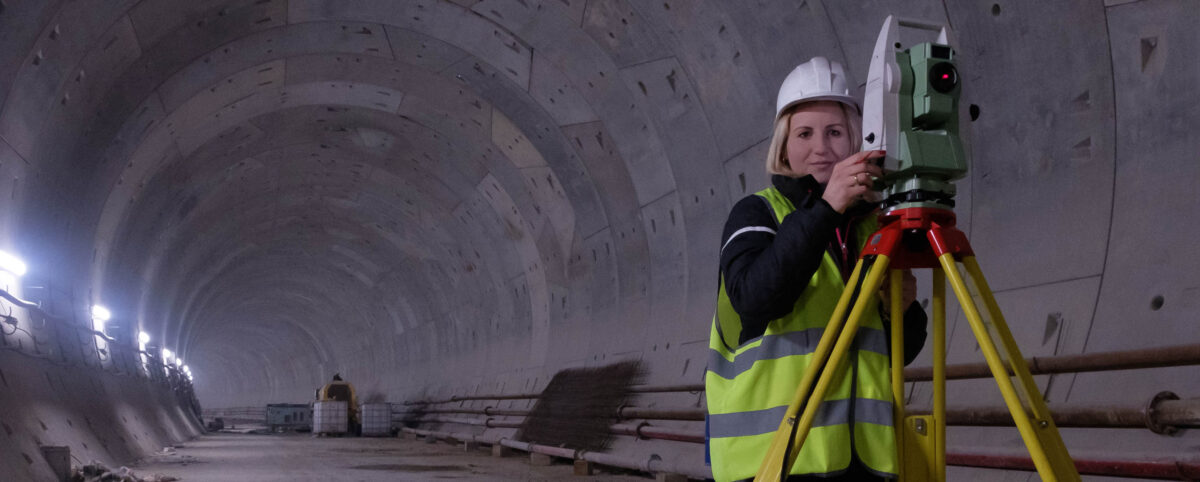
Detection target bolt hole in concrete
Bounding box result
[991,3,1001,16]
[969,104,981,121]
[1151,295,1165,311]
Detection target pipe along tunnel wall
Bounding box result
[0,0,1198,479]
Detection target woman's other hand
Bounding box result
[822,150,885,213]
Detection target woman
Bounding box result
[705,57,926,481]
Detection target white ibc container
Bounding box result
[360,403,392,436]
[313,401,348,434]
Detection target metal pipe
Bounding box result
[408,383,710,405]
[485,419,522,429]
[405,344,1200,407]
[404,427,1200,481]
[907,393,1197,434]
[402,406,705,421]
[0,288,43,312]
[610,423,705,444]
[619,407,704,421]
[455,393,540,402]
[414,416,467,424]
[410,427,502,445]
[497,438,530,451]
[623,422,709,444]
[401,427,712,480]
[628,384,706,393]
[418,416,519,428]
[499,439,577,459]
[403,393,538,404]
[577,450,652,472]
[412,395,1200,434]
[412,415,705,444]
[905,343,1200,381]
[484,407,528,417]
[406,408,522,416]
[528,442,578,460]
[946,451,1200,480]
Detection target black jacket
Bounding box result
[719,174,927,364]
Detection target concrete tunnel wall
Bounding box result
[0,0,1197,479]
[0,347,202,481]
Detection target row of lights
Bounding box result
[2,250,192,381]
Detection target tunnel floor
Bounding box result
[128,430,652,481]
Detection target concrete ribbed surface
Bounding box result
[0,1,1196,479]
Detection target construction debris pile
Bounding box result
[71,461,178,482]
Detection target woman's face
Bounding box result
[784,101,852,184]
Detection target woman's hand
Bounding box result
[822,150,885,213]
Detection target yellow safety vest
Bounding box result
[706,187,896,481]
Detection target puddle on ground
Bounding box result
[351,464,464,472]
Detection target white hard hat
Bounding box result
[775,57,859,120]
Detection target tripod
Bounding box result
[752,205,1080,482]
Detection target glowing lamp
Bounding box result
[0,251,26,277]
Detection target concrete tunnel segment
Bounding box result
[0,0,1197,479]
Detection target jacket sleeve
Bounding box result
[878,300,931,364]
[720,194,840,343]
[882,301,929,366]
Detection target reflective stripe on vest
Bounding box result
[708,398,894,438]
[705,186,897,482]
[706,327,889,380]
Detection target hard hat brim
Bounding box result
[776,95,861,121]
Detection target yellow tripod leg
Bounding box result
[937,254,1080,481]
[889,269,907,480]
[896,269,940,482]
[932,269,946,482]
[753,255,892,482]
[960,257,1079,479]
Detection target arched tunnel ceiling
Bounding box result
[1,0,1198,463]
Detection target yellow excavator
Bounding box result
[316,374,360,435]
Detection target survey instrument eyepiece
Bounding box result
[861,16,968,210]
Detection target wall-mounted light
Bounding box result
[91,305,111,333]
[0,250,26,294]
[162,348,173,361]
[137,332,150,371]
[175,357,183,367]
[0,250,27,278]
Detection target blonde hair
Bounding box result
[766,101,862,177]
